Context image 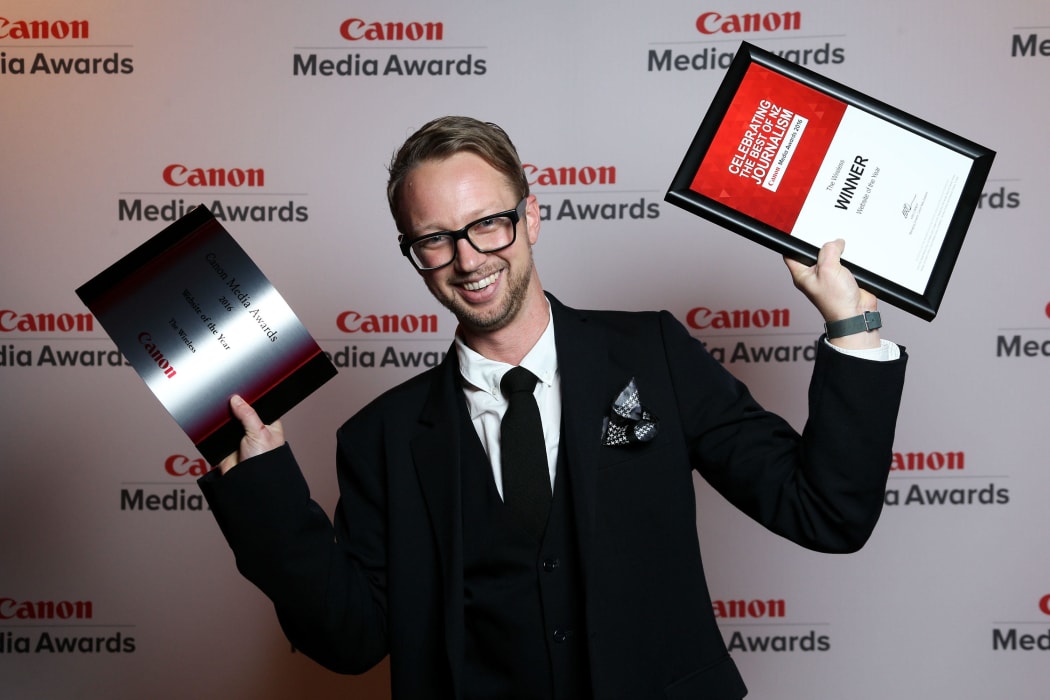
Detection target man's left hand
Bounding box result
[784,239,881,350]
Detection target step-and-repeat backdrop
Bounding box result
[2,1,1047,698]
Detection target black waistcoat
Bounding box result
[458,405,592,700]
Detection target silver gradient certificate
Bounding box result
[76,205,337,464]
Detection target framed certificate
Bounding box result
[666,42,995,320]
[76,206,337,464]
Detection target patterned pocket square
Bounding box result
[601,377,659,446]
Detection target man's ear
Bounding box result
[524,194,541,245]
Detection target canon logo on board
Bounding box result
[715,597,831,653]
[164,454,214,478]
[339,18,444,42]
[993,596,1050,651]
[686,307,790,330]
[0,598,93,620]
[336,311,439,334]
[695,11,801,35]
[138,332,176,378]
[0,18,88,40]
[891,450,965,472]
[297,18,482,78]
[0,17,132,77]
[885,448,1008,507]
[163,164,265,188]
[684,307,812,365]
[523,164,617,187]
[120,456,210,513]
[0,309,93,333]
[1012,33,1050,58]
[654,11,838,72]
[996,301,1050,358]
[713,598,786,619]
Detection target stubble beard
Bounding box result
[428,251,535,334]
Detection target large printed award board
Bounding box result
[75,205,337,464]
[666,42,995,320]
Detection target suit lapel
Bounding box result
[409,351,466,696]
[549,295,636,592]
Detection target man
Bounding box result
[200,116,907,699]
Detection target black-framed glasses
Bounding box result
[398,198,526,271]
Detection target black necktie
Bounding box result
[500,366,552,539]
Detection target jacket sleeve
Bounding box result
[198,443,388,673]
[659,311,908,552]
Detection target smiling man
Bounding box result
[399,152,545,355]
[200,115,907,699]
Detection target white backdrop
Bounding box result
[2,1,1048,698]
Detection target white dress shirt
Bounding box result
[456,309,560,499]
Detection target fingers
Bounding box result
[229,394,265,433]
[218,395,286,474]
[783,254,805,277]
[217,450,240,474]
[816,238,845,267]
[784,239,873,324]
[783,239,844,281]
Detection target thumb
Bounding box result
[218,395,285,473]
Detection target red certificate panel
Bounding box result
[690,63,847,233]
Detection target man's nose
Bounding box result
[453,237,485,271]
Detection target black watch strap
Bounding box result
[824,310,882,339]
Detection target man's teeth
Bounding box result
[463,272,499,291]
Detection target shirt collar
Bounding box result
[455,299,557,398]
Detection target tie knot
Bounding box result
[501,366,537,397]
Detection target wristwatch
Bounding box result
[824,310,882,339]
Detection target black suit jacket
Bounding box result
[200,294,907,699]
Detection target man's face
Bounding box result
[400,152,540,335]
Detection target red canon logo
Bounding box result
[138,332,176,378]
[0,309,93,333]
[163,164,264,188]
[891,450,965,472]
[0,18,88,39]
[695,11,801,35]
[165,454,214,478]
[0,598,93,620]
[339,18,444,41]
[686,307,790,330]
[523,164,617,187]
[712,598,786,619]
[336,311,439,334]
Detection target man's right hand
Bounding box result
[217,395,286,474]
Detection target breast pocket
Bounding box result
[597,435,673,472]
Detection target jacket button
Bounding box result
[542,558,560,572]
[553,629,568,643]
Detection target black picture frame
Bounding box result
[666,42,995,321]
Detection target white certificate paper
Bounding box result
[792,106,972,294]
